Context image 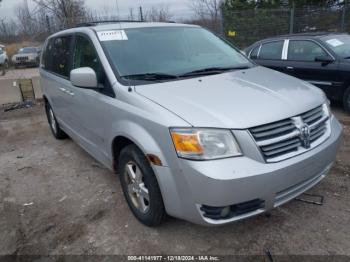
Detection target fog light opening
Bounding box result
[220,206,231,218]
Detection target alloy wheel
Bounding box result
[49,108,57,134]
[124,161,150,214]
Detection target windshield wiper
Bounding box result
[179,66,251,77]
[121,73,179,81]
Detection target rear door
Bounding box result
[249,40,285,72]
[283,39,340,94]
[40,35,74,128]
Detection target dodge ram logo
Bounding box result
[299,124,311,149]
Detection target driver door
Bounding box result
[68,34,116,166]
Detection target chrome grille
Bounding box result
[250,105,330,163]
[16,56,29,61]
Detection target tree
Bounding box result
[144,5,172,22]
[189,0,224,33]
[32,0,89,27]
[190,0,223,21]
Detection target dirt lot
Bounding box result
[0,103,349,257]
[1,67,39,80]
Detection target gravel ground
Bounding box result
[0,103,349,256]
[1,67,39,80]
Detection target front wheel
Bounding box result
[344,87,350,114]
[118,144,166,226]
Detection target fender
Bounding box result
[108,120,170,167]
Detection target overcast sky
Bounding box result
[0,0,193,21]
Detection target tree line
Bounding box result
[0,0,347,44]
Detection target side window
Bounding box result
[73,36,101,77]
[249,45,260,59]
[45,36,73,77]
[44,39,54,70]
[73,35,114,97]
[259,41,284,60]
[288,40,328,62]
[41,40,48,68]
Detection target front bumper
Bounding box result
[154,116,343,226]
[12,59,37,65]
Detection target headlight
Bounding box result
[170,128,242,160]
[323,101,332,118]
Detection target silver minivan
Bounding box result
[40,21,343,226]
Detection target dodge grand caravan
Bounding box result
[40,21,343,226]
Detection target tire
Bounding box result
[344,87,350,114]
[0,61,7,76]
[118,144,166,226]
[45,102,68,140]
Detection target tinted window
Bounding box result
[250,45,259,59]
[73,35,114,97]
[259,41,284,60]
[45,36,73,77]
[73,36,103,82]
[288,40,328,61]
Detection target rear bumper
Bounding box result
[154,116,343,226]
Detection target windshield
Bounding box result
[321,35,350,58]
[19,47,37,54]
[100,27,253,81]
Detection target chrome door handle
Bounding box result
[286,66,294,70]
[59,87,66,92]
[67,91,74,96]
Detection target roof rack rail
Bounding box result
[74,20,178,28]
[75,20,143,27]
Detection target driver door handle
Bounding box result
[286,66,294,70]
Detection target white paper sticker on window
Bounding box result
[97,30,128,41]
[326,39,344,47]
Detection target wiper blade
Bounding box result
[179,66,250,77]
[121,73,178,81]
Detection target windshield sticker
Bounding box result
[326,39,344,47]
[97,30,128,41]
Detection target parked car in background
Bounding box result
[12,47,40,68]
[0,44,9,76]
[40,22,342,226]
[245,33,350,114]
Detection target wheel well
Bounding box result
[43,96,49,104]
[112,136,134,172]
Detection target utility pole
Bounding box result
[289,2,295,34]
[46,15,51,34]
[341,1,347,32]
[139,6,144,21]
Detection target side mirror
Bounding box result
[70,67,100,88]
[315,55,334,64]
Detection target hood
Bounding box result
[135,66,326,129]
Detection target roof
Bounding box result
[261,32,348,42]
[90,21,198,31]
[49,21,199,38]
[73,21,198,30]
